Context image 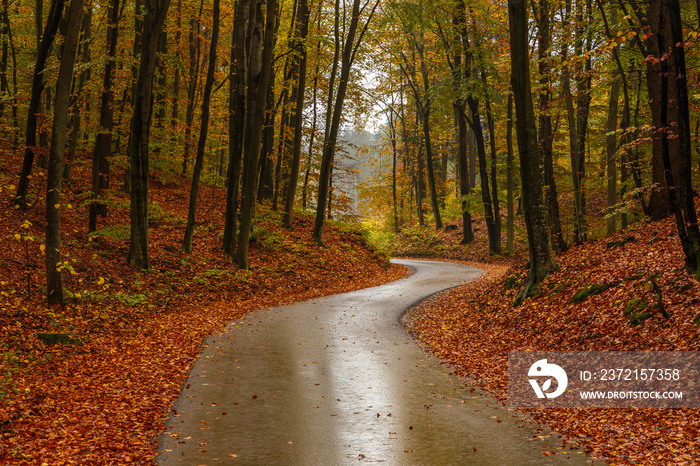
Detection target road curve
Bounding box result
[157,259,599,465]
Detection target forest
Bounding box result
[1,0,700,462]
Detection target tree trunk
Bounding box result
[235,0,276,268]
[46,0,83,304]
[283,0,309,227]
[171,0,182,143]
[466,96,498,254]
[14,0,64,208]
[418,45,443,230]
[506,93,515,254]
[571,0,592,242]
[482,72,502,253]
[313,0,376,244]
[127,0,172,269]
[536,0,567,251]
[223,0,250,257]
[182,2,204,175]
[89,0,120,233]
[389,110,400,233]
[64,8,91,181]
[606,73,620,236]
[664,0,700,278]
[183,0,219,253]
[508,0,556,298]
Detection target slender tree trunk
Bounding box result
[508,0,556,297]
[122,0,143,193]
[482,72,502,253]
[536,0,566,251]
[89,0,120,233]
[46,0,83,304]
[257,75,276,202]
[223,0,250,256]
[606,70,620,236]
[506,92,515,254]
[182,2,204,175]
[571,0,592,242]
[417,42,442,230]
[171,0,182,143]
[302,8,322,210]
[0,0,18,145]
[389,110,400,233]
[127,0,172,269]
[64,8,91,181]
[183,0,219,253]
[314,0,377,244]
[283,0,309,227]
[236,0,276,268]
[14,0,64,208]
[466,96,498,253]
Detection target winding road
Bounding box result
[157,259,599,464]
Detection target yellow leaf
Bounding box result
[14,233,21,240]
[54,204,60,209]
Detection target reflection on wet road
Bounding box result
[157,259,600,465]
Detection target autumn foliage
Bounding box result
[0,155,404,464]
[408,210,700,465]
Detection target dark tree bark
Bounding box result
[89,0,120,233]
[46,0,83,304]
[183,0,219,253]
[481,72,502,254]
[418,45,443,230]
[0,0,19,146]
[466,96,498,254]
[535,0,566,251]
[171,0,182,141]
[236,0,277,269]
[506,93,515,254]
[283,0,309,227]
[222,0,250,256]
[450,0,473,243]
[659,0,700,278]
[14,0,64,208]
[64,8,91,181]
[127,0,172,269]
[508,0,556,298]
[571,0,592,242]
[182,1,204,175]
[257,75,276,202]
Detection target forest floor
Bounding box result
[0,154,405,464]
[405,210,700,465]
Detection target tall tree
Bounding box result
[313,0,380,244]
[127,0,172,269]
[46,0,83,304]
[14,0,65,208]
[184,0,220,253]
[535,0,566,251]
[222,0,250,257]
[508,0,556,299]
[89,0,120,233]
[235,0,277,269]
[283,0,310,228]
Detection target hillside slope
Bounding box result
[408,214,700,465]
[0,155,404,464]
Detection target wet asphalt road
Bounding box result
[157,259,601,465]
